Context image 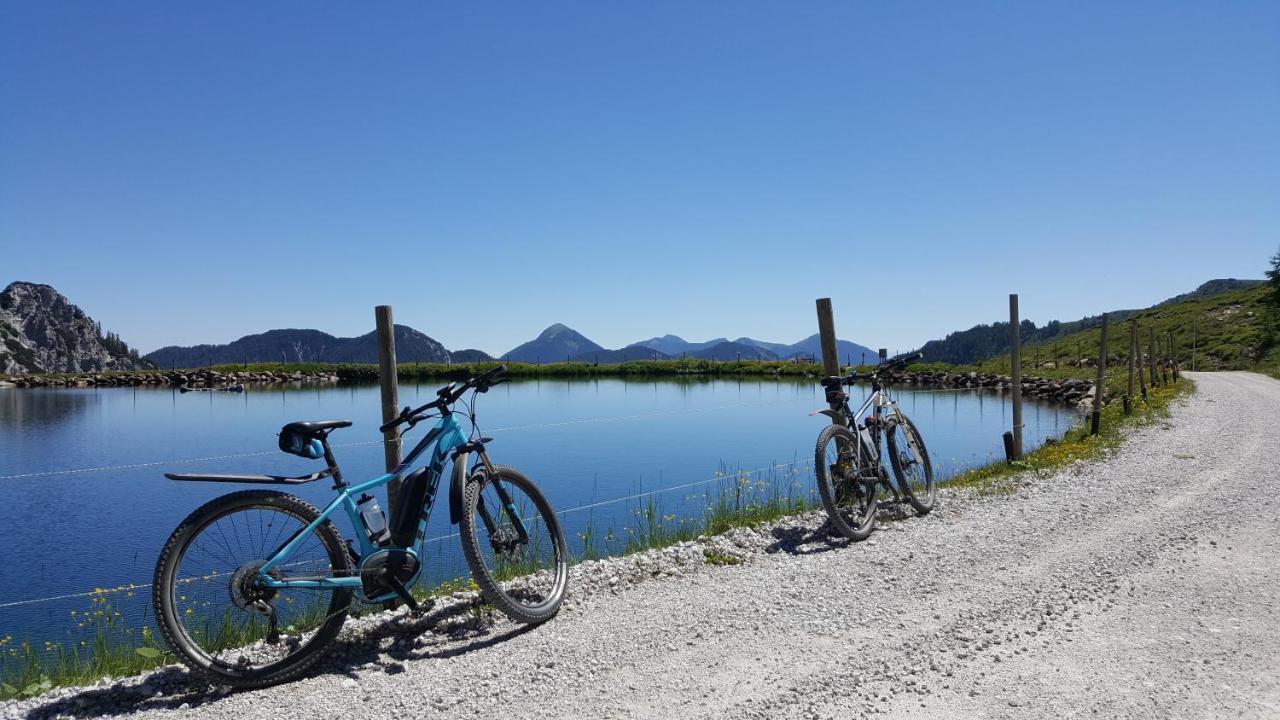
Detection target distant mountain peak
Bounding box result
[538,323,573,339]
[1,281,148,374]
[504,324,602,363]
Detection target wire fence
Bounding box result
[0,374,1088,610]
[0,459,812,610]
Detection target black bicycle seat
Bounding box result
[282,419,352,434]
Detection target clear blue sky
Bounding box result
[2,2,1277,356]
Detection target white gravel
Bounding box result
[8,371,1280,719]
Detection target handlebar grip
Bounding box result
[473,364,508,392]
[379,418,401,434]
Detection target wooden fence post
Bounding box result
[1169,330,1179,382]
[1091,313,1108,435]
[1125,320,1135,415]
[1148,326,1159,387]
[815,298,845,426]
[375,306,403,522]
[1182,322,1192,371]
[1137,323,1148,400]
[1009,293,1023,459]
[1160,334,1169,384]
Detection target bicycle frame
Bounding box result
[847,381,927,475]
[258,413,468,596]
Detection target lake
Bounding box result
[0,378,1076,647]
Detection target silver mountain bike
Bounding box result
[813,352,936,540]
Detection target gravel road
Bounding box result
[9,371,1280,719]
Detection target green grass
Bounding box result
[0,589,168,700]
[9,358,828,385]
[334,358,823,382]
[569,462,817,560]
[947,375,1193,494]
[967,283,1277,376]
[702,550,743,566]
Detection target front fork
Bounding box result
[471,450,531,546]
[887,407,925,467]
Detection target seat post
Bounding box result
[320,437,345,489]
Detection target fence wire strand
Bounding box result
[0,460,813,610]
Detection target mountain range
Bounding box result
[484,326,876,365]
[16,277,1258,375]
[621,334,876,364]
[0,280,880,374]
[144,326,489,369]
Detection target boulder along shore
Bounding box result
[2,369,338,388]
[3,366,1100,409]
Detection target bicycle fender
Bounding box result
[449,452,469,525]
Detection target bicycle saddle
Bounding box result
[283,419,353,434]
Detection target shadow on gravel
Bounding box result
[21,597,526,719]
[765,522,846,555]
[767,503,917,555]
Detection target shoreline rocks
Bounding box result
[2,369,339,389]
[3,367,1101,408]
[874,369,1099,407]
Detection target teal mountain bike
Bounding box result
[152,365,568,687]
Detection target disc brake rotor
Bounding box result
[489,526,522,558]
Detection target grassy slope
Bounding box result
[961,283,1278,379]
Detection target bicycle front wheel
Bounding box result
[152,490,353,687]
[887,414,936,515]
[460,464,568,624]
[814,424,881,541]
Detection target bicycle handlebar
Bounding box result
[379,365,509,433]
[821,351,924,390]
[880,351,924,372]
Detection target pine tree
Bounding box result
[1266,246,1280,310]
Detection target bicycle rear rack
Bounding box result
[164,470,331,485]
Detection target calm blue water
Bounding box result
[0,379,1076,647]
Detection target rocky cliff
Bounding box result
[0,282,148,374]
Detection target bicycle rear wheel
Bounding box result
[814,424,881,541]
[459,463,568,624]
[886,414,936,515]
[152,490,352,687]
